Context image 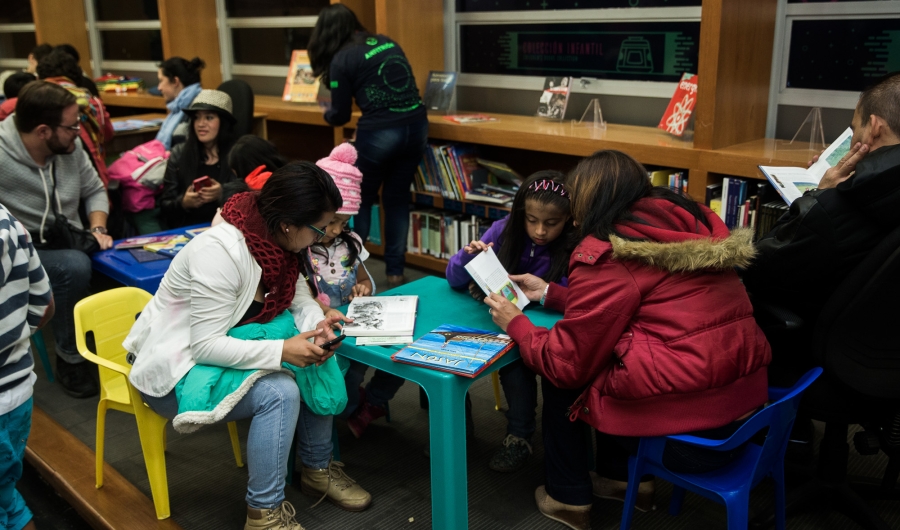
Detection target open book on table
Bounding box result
[464,247,529,310]
[759,127,853,205]
[342,296,418,337]
[391,324,515,377]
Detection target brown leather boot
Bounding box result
[590,471,656,512]
[535,485,591,530]
[245,501,305,530]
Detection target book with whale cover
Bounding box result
[391,324,515,377]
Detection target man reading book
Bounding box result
[744,71,900,385]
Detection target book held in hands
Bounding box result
[464,247,529,310]
[342,296,419,337]
[391,324,515,377]
[758,127,853,205]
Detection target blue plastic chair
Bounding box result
[620,367,823,530]
[31,330,54,382]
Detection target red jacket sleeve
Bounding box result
[507,259,641,389]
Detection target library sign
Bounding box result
[460,22,699,82]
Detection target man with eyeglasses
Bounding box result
[0,81,110,399]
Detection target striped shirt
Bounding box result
[0,202,51,415]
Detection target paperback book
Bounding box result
[423,71,457,112]
[442,114,497,124]
[537,77,572,120]
[282,50,320,103]
[391,324,515,377]
[758,127,853,205]
[114,235,175,250]
[185,226,211,239]
[342,296,419,337]
[144,235,190,257]
[464,247,529,310]
[658,73,698,137]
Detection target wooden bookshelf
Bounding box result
[411,191,511,220]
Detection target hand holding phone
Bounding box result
[193,176,212,192]
[321,334,346,350]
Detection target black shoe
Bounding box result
[56,358,99,398]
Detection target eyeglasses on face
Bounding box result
[58,122,81,132]
[307,224,327,242]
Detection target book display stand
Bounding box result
[789,107,827,153]
[573,98,607,131]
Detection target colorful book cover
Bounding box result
[144,235,190,257]
[442,114,497,124]
[185,226,211,239]
[282,50,320,104]
[114,235,175,249]
[658,73,698,136]
[391,324,515,378]
[536,77,571,120]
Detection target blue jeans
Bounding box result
[499,360,538,441]
[34,248,92,364]
[339,360,406,418]
[142,372,333,510]
[353,119,429,276]
[0,398,33,530]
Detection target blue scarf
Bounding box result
[156,82,202,149]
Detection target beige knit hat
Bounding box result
[186,89,235,122]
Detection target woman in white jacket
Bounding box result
[124,161,371,529]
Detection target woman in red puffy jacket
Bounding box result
[485,150,771,530]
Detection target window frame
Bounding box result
[0,22,36,69]
[83,0,162,78]
[765,0,900,136]
[447,5,702,99]
[215,0,318,81]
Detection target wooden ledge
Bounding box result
[25,406,182,530]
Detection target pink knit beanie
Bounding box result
[316,142,363,216]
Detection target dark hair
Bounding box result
[4,72,36,99]
[13,80,76,133]
[228,135,289,180]
[55,44,80,63]
[36,48,82,81]
[569,150,710,242]
[159,56,205,87]
[30,44,53,63]
[257,161,343,236]
[308,4,367,84]
[179,110,237,185]
[497,170,574,283]
[219,135,289,206]
[857,71,900,136]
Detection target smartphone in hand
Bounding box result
[321,334,346,350]
[193,176,212,192]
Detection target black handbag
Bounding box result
[36,166,100,255]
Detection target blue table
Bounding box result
[337,276,561,530]
[91,225,207,294]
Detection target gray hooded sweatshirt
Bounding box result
[0,115,108,245]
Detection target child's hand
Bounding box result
[349,281,372,300]
[323,308,350,330]
[464,240,494,254]
[468,281,487,302]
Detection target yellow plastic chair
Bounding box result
[491,372,503,411]
[74,287,244,520]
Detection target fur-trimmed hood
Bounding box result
[610,227,756,272]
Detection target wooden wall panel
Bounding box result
[30,0,91,73]
[335,0,377,35]
[158,0,222,88]
[375,0,444,96]
[694,0,778,150]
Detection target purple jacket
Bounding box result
[445,216,568,288]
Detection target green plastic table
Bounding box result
[337,276,561,529]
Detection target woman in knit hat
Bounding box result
[159,89,237,228]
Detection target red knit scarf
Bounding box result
[220,192,299,324]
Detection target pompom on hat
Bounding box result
[316,142,363,216]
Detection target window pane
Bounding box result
[456,0,700,11]
[226,0,329,18]
[95,0,159,21]
[0,0,33,24]
[0,32,37,59]
[460,22,700,82]
[100,30,163,61]
[232,27,312,65]
[787,18,900,92]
